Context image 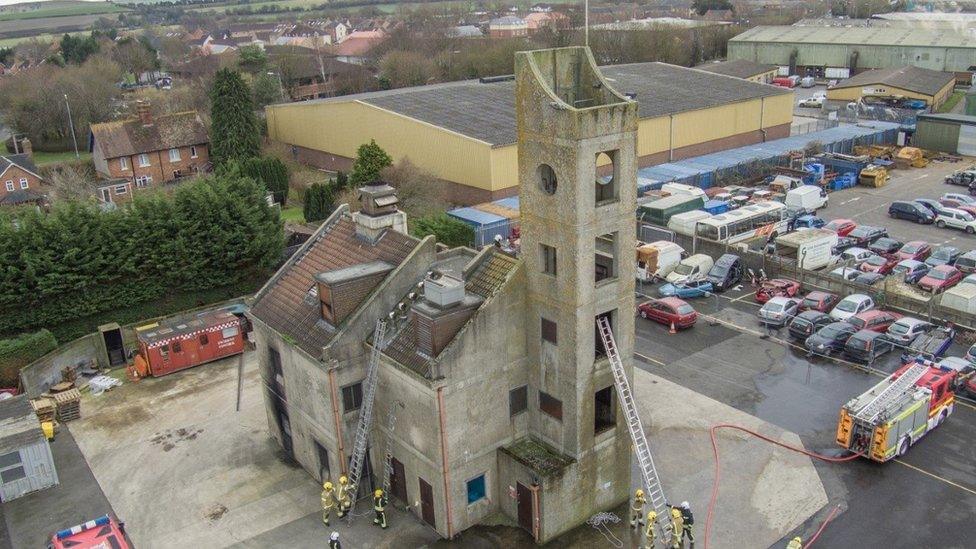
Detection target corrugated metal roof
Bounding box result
[694,59,777,79]
[831,66,954,96]
[447,207,507,227]
[731,25,976,48]
[918,113,976,125]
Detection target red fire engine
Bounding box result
[133,310,244,377]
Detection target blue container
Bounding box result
[702,200,729,215]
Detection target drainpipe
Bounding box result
[668,114,674,161]
[436,386,455,538]
[529,483,541,541]
[760,97,768,143]
[328,367,347,475]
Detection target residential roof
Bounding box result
[695,59,776,79]
[250,215,419,357]
[730,25,976,48]
[292,62,787,146]
[266,47,370,80]
[0,189,45,206]
[332,33,386,57]
[0,396,44,455]
[0,153,39,178]
[90,111,209,159]
[831,66,954,96]
[167,52,240,76]
[490,16,527,26]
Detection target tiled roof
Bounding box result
[250,216,419,357]
[90,111,209,159]
[0,153,40,178]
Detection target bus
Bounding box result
[694,202,789,244]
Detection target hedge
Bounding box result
[0,330,58,387]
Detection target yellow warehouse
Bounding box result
[826,66,956,109]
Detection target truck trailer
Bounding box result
[774,229,838,270]
[132,310,244,378]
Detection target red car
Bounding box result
[859,254,899,274]
[755,278,801,303]
[824,218,857,237]
[638,297,697,329]
[895,241,932,261]
[918,265,963,293]
[847,310,903,332]
[51,515,130,549]
[800,290,839,312]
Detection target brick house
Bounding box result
[0,149,47,207]
[89,103,210,204]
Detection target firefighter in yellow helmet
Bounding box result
[631,488,647,529]
[321,481,336,526]
[336,475,351,518]
[644,510,657,548]
[670,507,684,549]
[373,488,388,529]
[786,536,803,549]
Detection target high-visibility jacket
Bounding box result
[374,493,388,511]
[632,494,646,512]
[322,489,336,510]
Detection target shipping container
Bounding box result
[638,195,706,227]
[134,311,244,377]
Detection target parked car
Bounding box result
[854,271,885,286]
[824,218,857,236]
[902,326,956,362]
[888,201,935,224]
[859,254,899,274]
[892,260,930,284]
[830,294,875,321]
[868,237,903,255]
[794,215,825,229]
[806,321,857,356]
[838,247,874,265]
[666,254,714,283]
[914,198,947,217]
[937,356,974,374]
[957,250,976,274]
[638,297,698,329]
[758,296,801,327]
[843,330,897,363]
[918,264,963,293]
[945,170,976,187]
[830,266,861,282]
[788,310,833,340]
[704,253,743,291]
[941,193,976,206]
[966,343,976,364]
[954,204,976,218]
[895,241,932,262]
[801,290,839,312]
[886,317,934,344]
[848,310,903,332]
[848,225,887,245]
[925,246,961,268]
[658,279,714,298]
[755,278,801,303]
[940,198,965,210]
[832,236,860,254]
[935,208,976,234]
[961,273,976,287]
[798,96,823,108]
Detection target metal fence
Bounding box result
[637,222,674,243]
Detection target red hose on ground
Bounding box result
[802,505,841,548]
[703,423,862,549]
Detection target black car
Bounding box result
[854,272,885,286]
[705,253,743,291]
[925,246,961,267]
[888,201,935,224]
[832,236,860,254]
[843,330,896,363]
[848,225,888,245]
[868,237,903,255]
[788,310,833,340]
[806,322,857,356]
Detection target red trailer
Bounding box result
[134,311,244,377]
[772,76,796,88]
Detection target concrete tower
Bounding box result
[515,47,638,538]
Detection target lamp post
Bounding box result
[63,94,79,159]
[267,71,285,102]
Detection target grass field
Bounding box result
[189,0,577,15]
[31,150,92,167]
[0,1,127,22]
[938,91,964,114]
[279,205,305,222]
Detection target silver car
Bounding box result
[886,317,933,345]
[758,297,801,327]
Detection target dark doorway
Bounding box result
[390,457,407,503]
[357,448,375,499]
[419,477,436,527]
[517,482,533,532]
[100,324,126,366]
[272,397,293,456]
[314,440,330,482]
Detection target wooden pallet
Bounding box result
[31,397,56,423]
[52,388,81,422]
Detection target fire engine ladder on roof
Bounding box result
[596,316,673,541]
[381,400,403,497]
[345,319,387,521]
[854,362,930,424]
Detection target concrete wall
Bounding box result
[19,334,100,398]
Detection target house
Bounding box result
[489,16,529,37]
[448,25,483,38]
[266,46,374,100]
[525,11,571,33]
[249,46,637,544]
[88,102,210,204]
[168,51,240,80]
[0,146,48,207]
[331,30,387,64]
[0,396,58,502]
[324,21,349,43]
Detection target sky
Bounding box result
[0,0,110,6]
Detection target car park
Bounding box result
[848,310,903,333]
[925,246,961,268]
[830,294,875,321]
[914,198,947,217]
[824,218,857,236]
[758,296,800,327]
[936,208,976,234]
[941,193,976,206]
[859,254,899,274]
[868,237,903,255]
[895,241,932,262]
[892,260,930,284]
[788,310,833,340]
[658,279,714,298]
[839,247,874,265]
[918,265,963,293]
[638,297,698,329]
[806,321,857,356]
[848,225,887,245]
[854,271,884,286]
[666,254,714,284]
[843,330,897,363]
[755,278,801,303]
[957,250,976,274]
[830,266,861,281]
[888,201,935,224]
[801,290,839,312]
[704,253,743,291]
[886,317,933,344]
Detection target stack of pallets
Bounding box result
[52,388,81,422]
[30,397,56,423]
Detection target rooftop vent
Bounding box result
[423,271,465,308]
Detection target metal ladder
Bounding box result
[596,316,673,541]
[345,319,387,520]
[854,362,929,423]
[381,400,403,496]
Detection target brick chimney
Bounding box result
[136,101,153,126]
[352,180,407,242]
[410,271,481,358]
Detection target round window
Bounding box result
[538,164,557,195]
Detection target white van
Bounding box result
[667,210,712,237]
[661,183,706,199]
[636,241,685,282]
[785,186,828,213]
[665,254,715,284]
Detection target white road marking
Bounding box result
[840,196,861,205]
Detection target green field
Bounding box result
[189,0,577,15]
[31,150,92,167]
[279,205,305,222]
[0,1,127,22]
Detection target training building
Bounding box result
[249,47,641,543]
[0,396,58,502]
[913,113,976,156]
[694,59,778,83]
[266,61,793,204]
[729,25,976,81]
[825,66,956,108]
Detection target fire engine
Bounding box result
[836,360,956,462]
[49,515,130,549]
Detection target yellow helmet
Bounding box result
[635,489,644,497]
[339,475,348,484]
[792,538,802,543]
[647,510,657,520]
[671,508,682,518]
[374,489,383,497]
[323,481,333,490]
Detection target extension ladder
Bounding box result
[854,362,929,424]
[381,400,403,496]
[345,319,387,519]
[596,316,673,541]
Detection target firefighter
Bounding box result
[631,488,647,528]
[336,475,351,518]
[670,507,684,549]
[786,537,803,549]
[678,501,695,546]
[321,481,336,526]
[373,488,388,528]
[644,510,657,548]
[329,531,341,549]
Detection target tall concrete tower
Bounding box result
[516,47,638,538]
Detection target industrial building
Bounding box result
[729,25,976,81]
[912,113,976,156]
[695,59,778,83]
[825,66,956,109]
[266,62,792,204]
[249,47,639,543]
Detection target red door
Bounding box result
[419,477,435,528]
[516,482,533,533]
